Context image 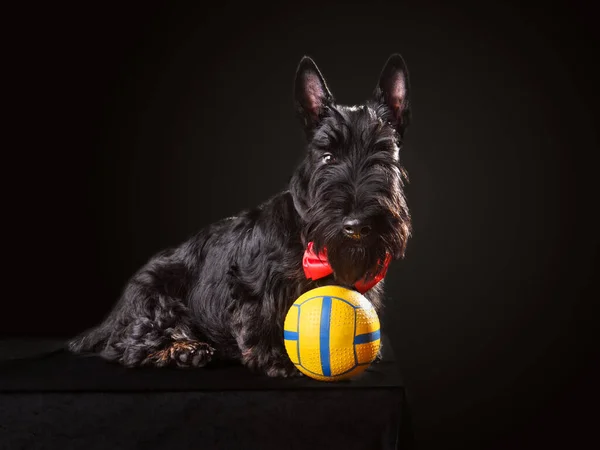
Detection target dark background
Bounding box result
[4,1,598,449]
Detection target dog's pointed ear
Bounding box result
[294,56,334,135]
[373,54,411,135]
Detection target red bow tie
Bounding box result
[302,241,392,293]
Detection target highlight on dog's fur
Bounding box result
[68,54,412,377]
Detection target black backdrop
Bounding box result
[4,1,598,449]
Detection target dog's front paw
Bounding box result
[171,341,215,368]
[144,340,215,368]
[264,360,303,378]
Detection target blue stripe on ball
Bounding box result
[296,304,301,366]
[284,330,298,340]
[353,308,358,365]
[319,296,332,377]
[354,329,381,344]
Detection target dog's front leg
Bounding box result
[232,304,302,378]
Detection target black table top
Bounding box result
[0,336,404,393]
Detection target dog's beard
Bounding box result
[325,240,388,286]
[306,212,409,286]
[307,218,396,286]
[303,192,410,286]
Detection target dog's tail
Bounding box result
[66,322,113,354]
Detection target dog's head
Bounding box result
[290,55,412,287]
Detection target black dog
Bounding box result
[68,54,412,377]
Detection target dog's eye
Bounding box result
[322,153,335,164]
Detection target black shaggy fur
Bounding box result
[68,54,412,377]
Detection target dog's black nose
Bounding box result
[343,218,372,239]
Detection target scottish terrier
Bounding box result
[68,54,412,377]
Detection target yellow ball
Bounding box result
[283,285,381,381]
